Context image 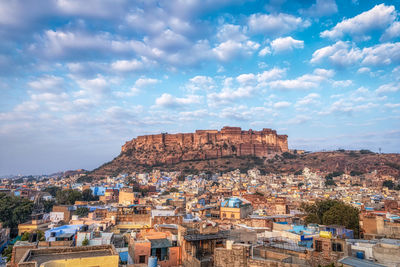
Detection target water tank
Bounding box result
[319,231,332,239]
[356,251,365,259]
[148,256,157,267]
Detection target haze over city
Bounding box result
[0,0,399,175]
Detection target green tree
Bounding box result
[20,230,45,242]
[21,231,30,241]
[43,199,55,213]
[82,237,89,246]
[56,189,82,205]
[75,207,90,217]
[42,186,61,197]
[169,187,179,193]
[322,202,359,237]
[82,189,97,201]
[301,199,360,237]
[382,180,395,189]
[2,244,13,262]
[325,179,336,186]
[0,193,33,231]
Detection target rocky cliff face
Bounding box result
[120,126,288,165]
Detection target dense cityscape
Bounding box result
[1,0,400,266]
[1,129,400,266]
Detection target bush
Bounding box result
[75,207,90,217]
[325,179,336,186]
[282,152,296,159]
[382,180,394,189]
[385,162,400,170]
[360,149,373,154]
[82,237,89,246]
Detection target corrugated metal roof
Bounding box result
[339,257,386,267]
[149,238,172,248]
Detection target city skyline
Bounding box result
[0,0,399,175]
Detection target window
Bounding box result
[139,255,146,263]
[315,240,323,252]
[231,213,235,218]
[332,243,343,252]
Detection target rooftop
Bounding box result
[339,256,386,267]
[23,245,117,266]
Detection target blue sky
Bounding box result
[0,0,399,175]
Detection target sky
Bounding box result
[0,0,400,175]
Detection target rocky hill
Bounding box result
[89,127,400,178]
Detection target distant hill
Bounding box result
[88,128,400,178]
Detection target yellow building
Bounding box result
[220,197,252,219]
[15,244,119,267]
[18,217,51,235]
[118,188,141,205]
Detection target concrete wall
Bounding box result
[214,244,304,267]
[41,254,119,267]
[372,244,400,267]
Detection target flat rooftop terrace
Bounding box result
[23,245,116,266]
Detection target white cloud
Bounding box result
[28,75,64,92]
[207,86,255,106]
[31,92,68,102]
[384,103,400,108]
[55,0,126,18]
[273,101,291,108]
[134,78,159,88]
[236,73,256,85]
[332,80,353,87]
[270,37,304,53]
[186,76,215,92]
[321,4,396,40]
[381,21,400,41]
[113,87,140,98]
[179,109,209,120]
[376,83,400,94]
[269,69,334,90]
[216,24,248,42]
[311,41,362,66]
[248,13,310,35]
[111,59,144,72]
[258,46,271,56]
[213,40,259,61]
[361,42,400,65]
[357,67,371,74]
[32,30,112,59]
[155,93,202,108]
[295,93,320,107]
[287,115,311,125]
[73,75,109,101]
[322,99,378,115]
[311,41,400,67]
[300,0,338,17]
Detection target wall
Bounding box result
[40,254,119,267]
[214,244,304,267]
[131,241,151,264]
[119,191,135,205]
[372,243,400,266]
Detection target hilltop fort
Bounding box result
[120,126,288,165]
